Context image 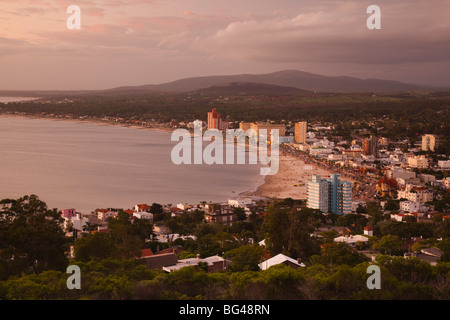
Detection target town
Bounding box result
[0,90,449,300]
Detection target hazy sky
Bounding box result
[1,0,449,90]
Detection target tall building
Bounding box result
[307,174,352,214]
[294,121,307,144]
[239,122,251,132]
[362,135,379,158]
[251,122,285,140]
[207,108,229,130]
[306,175,330,213]
[422,134,439,152]
[238,122,285,142]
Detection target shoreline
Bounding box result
[0,113,175,134]
[0,113,343,205]
[240,152,336,200]
[0,113,270,206]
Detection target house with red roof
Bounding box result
[134,204,151,212]
[363,226,373,236]
[96,209,115,220]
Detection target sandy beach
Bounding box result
[242,152,333,200]
[1,113,342,203]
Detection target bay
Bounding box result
[0,116,264,213]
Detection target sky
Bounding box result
[1,0,449,90]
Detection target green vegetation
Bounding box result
[0,195,449,300]
[0,257,449,300]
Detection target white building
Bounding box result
[438,160,450,170]
[400,201,427,213]
[391,213,418,222]
[133,211,154,222]
[328,154,345,161]
[228,197,253,208]
[307,174,352,214]
[163,255,228,273]
[177,203,192,210]
[258,253,305,270]
[63,213,89,232]
[363,226,373,236]
[334,235,369,247]
[310,146,333,156]
[407,155,428,169]
[397,185,433,204]
[97,209,115,220]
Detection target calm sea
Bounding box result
[0,116,264,213]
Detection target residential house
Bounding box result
[133,211,153,222]
[438,160,450,170]
[204,203,236,226]
[96,209,115,220]
[134,204,151,212]
[61,208,77,218]
[228,197,253,208]
[333,235,369,247]
[139,252,179,270]
[415,247,442,266]
[258,253,305,270]
[391,212,419,222]
[177,203,192,210]
[400,200,428,213]
[163,255,229,273]
[397,185,433,204]
[363,226,373,236]
[62,213,89,234]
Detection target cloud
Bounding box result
[190,0,450,67]
[0,0,450,89]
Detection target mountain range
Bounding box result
[107,70,444,94]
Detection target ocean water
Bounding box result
[0,117,264,213]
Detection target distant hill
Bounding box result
[191,82,309,96]
[108,70,441,94]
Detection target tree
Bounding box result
[108,211,143,258]
[436,237,450,262]
[356,204,367,214]
[82,221,98,233]
[224,245,264,272]
[379,234,403,256]
[384,199,400,211]
[131,218,154,242]
[262,206,320,260]
[73,232,116,262]
[366,202,384,225]
[310,242,368,267]
[0,195,69,279]
[233,207,247,222]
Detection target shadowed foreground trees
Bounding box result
[1,195,449,300]
[262,206,322,261]
[0,195,69,280]
[0,258,449,300]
